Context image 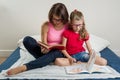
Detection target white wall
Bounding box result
[0,0,120,56]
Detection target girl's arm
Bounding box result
[61,37,72,58]
[85,40,93,55]
[61,37,76,64]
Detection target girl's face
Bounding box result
[71,19,84,33]
[52,15,63,27]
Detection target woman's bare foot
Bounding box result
[7,65,27,75]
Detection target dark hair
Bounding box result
[48,3,69,24]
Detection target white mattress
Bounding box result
[0,64,120,79]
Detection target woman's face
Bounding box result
[72,19,84,33]
[52,15,63,27]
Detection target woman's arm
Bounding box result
[41,22,49,44]
[40,22,50,53]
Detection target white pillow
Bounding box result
[18,34,110,53]
[18,34,110,52]
[84,34,110,52]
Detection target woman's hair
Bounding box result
[48,3,69,24]
[70,10,88,39]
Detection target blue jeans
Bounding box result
[72,51,90,62]
[23,36,64,70]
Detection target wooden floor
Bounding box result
[0,57,7,64]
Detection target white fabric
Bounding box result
[0,65,120,79]
[85,34,110,52]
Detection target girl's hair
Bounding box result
[70,10,88,39]
[48,3,69,24]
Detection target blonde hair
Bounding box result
[70,10,88,39]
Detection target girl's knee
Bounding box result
[54,58,63,66]
[81,54,90,62]
[54,58,70,66]
[101,58,107,66]
[95,56,107,66]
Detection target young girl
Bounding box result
[55,10,107,66]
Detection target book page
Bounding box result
[65,63,89,74]
[91,64,113,73]
[86,49,96,72]
[65,64,114,74]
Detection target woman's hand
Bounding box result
[41,46,50,54]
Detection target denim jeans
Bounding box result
[23,36,64,70]
[72,51,90,62]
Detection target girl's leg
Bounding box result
[54,58,70,66]
[95,55,107,66]
[7,50,64,75]
[54,58,83,66]
[72,52,90,62]
[54,52,89,67]
[23,36,44,58]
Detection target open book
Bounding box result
[37,41,65,50]
[65,50,113,74]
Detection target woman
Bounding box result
[7,3,69,75]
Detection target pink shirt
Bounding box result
[47,22,67,45]
[63,30,89,55]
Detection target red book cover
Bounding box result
[38,41,65,50]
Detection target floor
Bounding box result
[0,57,7,64]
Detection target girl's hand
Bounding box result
[68,57,76,65]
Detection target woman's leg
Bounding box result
[7,65,27,75]
[23,36,44,58]
[7,50,64,75]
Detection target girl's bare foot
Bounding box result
[7,65,27,75]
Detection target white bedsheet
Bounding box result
[0,65,120,79]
